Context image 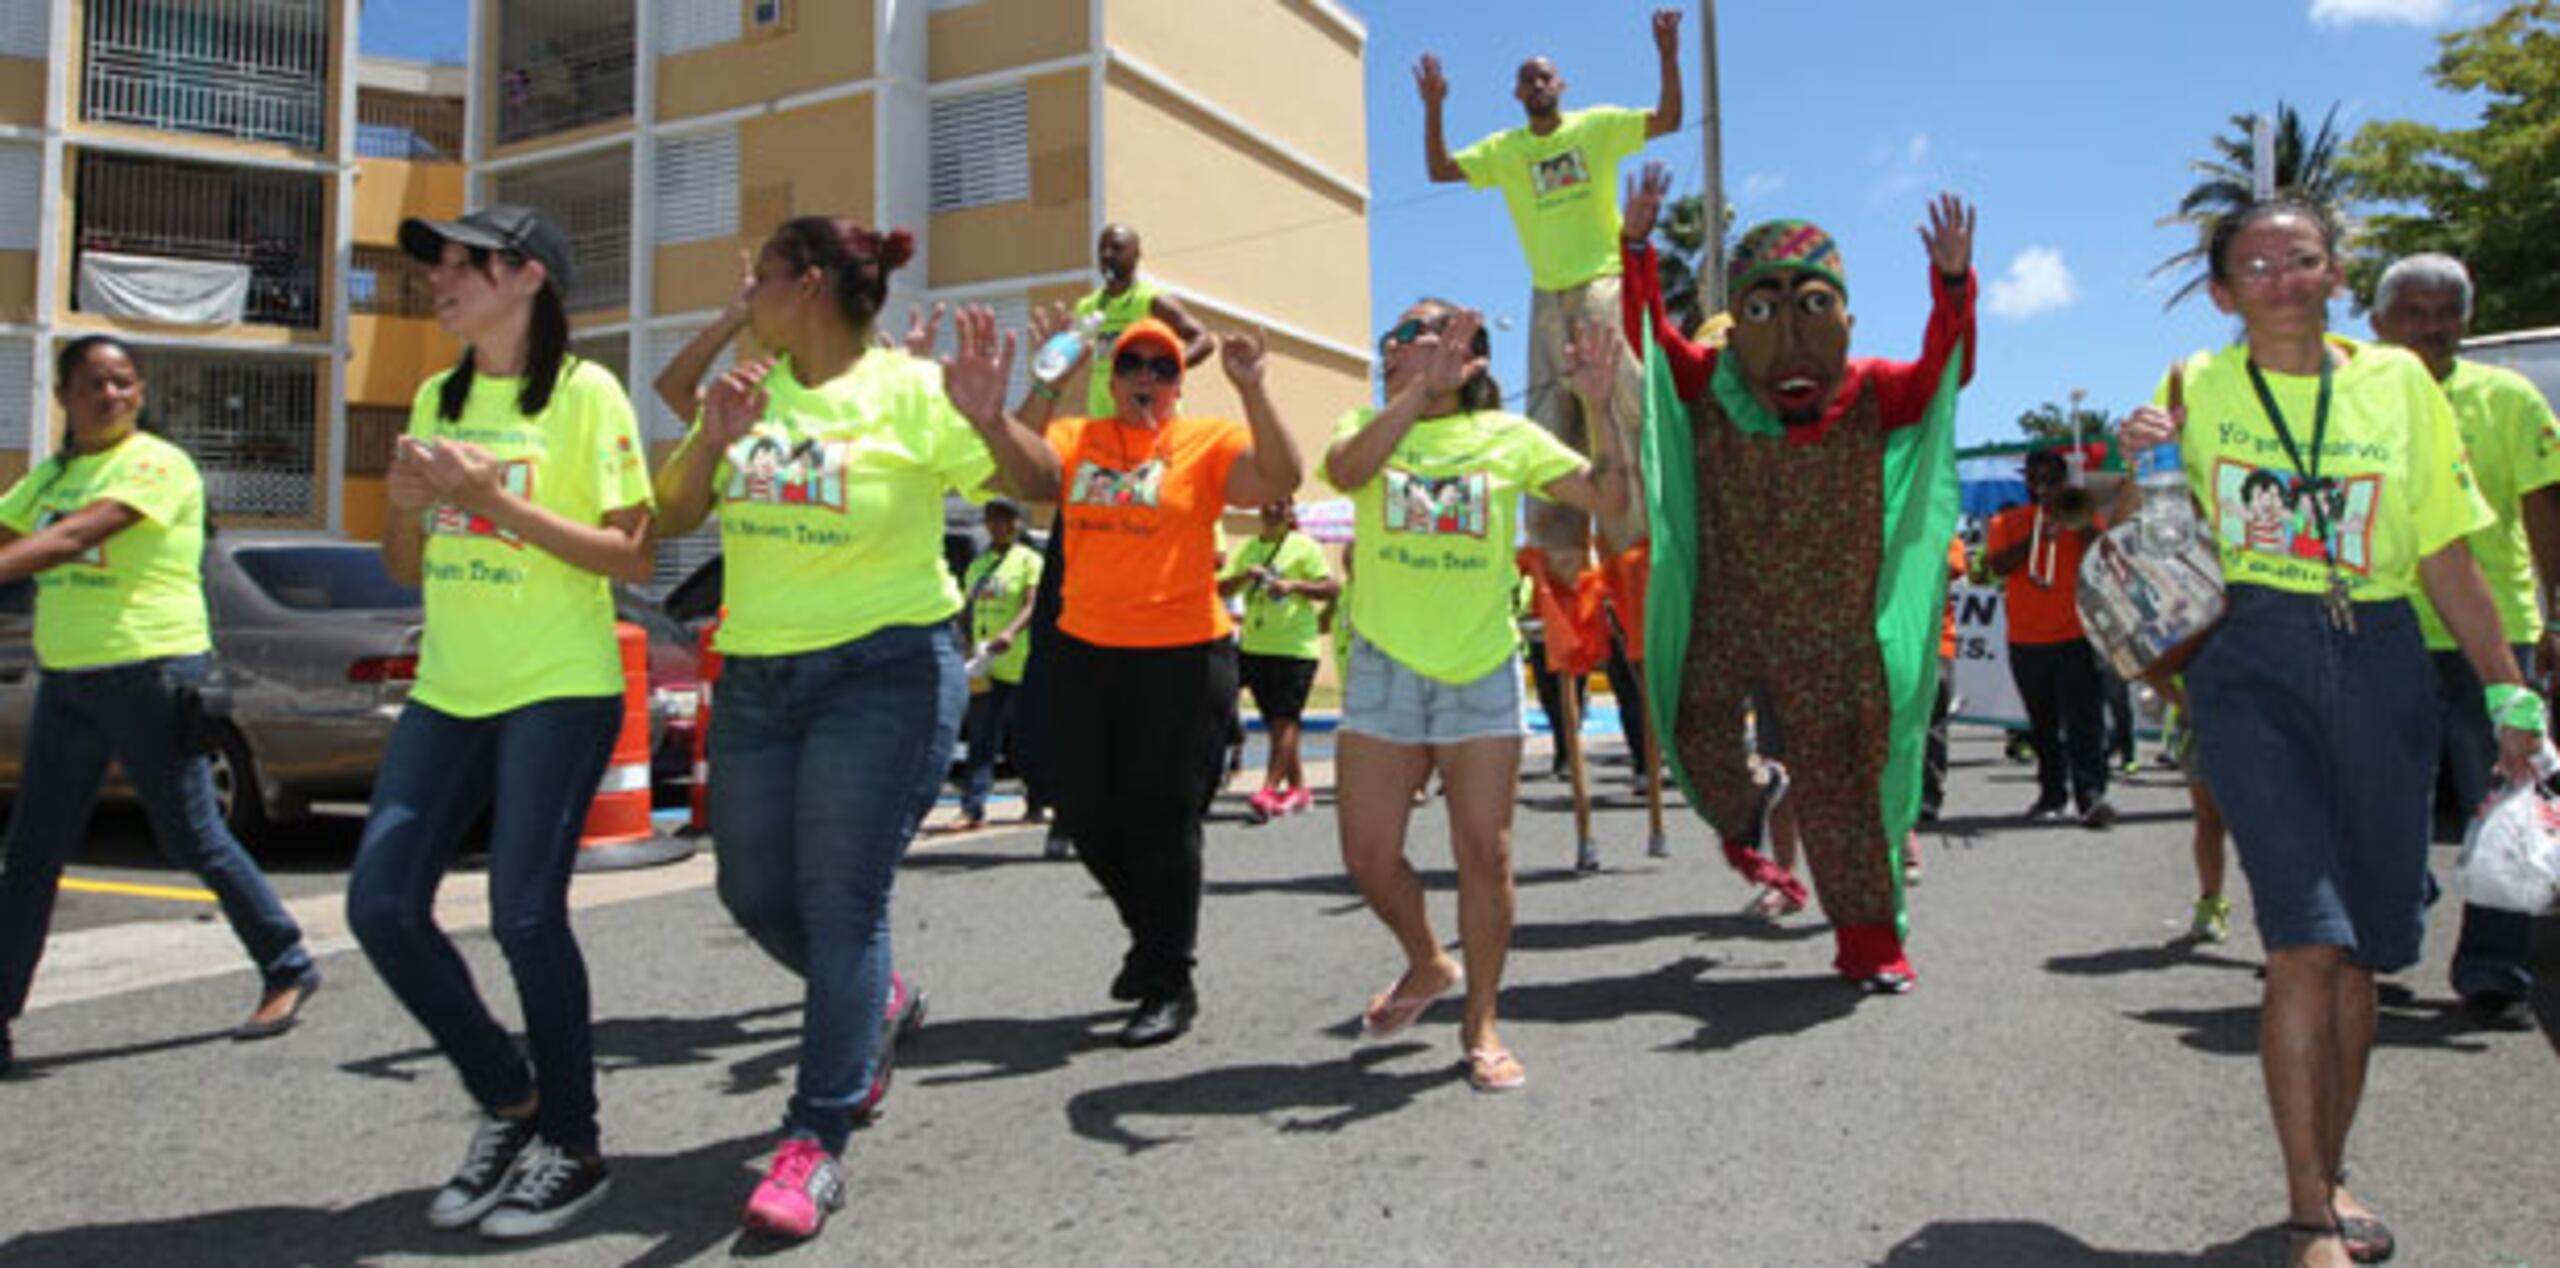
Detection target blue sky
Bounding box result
[363,0,2490,447]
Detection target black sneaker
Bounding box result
[2022,800,2067,824]
[426,1113,538,1229]
[1119,989,1198,1047]
[478,1142,612,1240]
[1042,830,1075,861]
[1,1025,14,1078]
[2080,800,2119,830]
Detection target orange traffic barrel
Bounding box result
[577,621,695,872]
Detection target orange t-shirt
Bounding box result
[1986,505,2088,645]
[1049,414,1251,648]
[1940,536,1966,660]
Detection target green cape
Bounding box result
[1639,334,1965,938]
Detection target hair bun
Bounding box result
[869,228,916,273]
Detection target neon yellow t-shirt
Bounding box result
[407,360,653,718]
[704,350,995,658]
[1328,407,1585,682]
[1454,107,1650,292]
[0,431,209,670]
[2410,358,2560,649]
[1223,530,1332,660]
[1073,281,1163,418]
[963,540,1043,684]
[2170,337,2490,604]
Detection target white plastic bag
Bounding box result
[2453,745,2560,916]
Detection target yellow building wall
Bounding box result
[1101,76,1368,348]
[927,71,1087,290]
[344,475,388,542]
[0,453,24,488]
[353,158,468,244]
[927,0,1088,82]
[0,251,35,324]
[737,94,875,235]
[1104,0,1364,182]
[0,58,45,128]
[348,314,456,408]
[655,238,749,317]
[657,3,876,122]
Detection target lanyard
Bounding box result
[2243,356,2336,558]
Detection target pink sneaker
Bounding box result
[1281,789,1316,816]
[1245,788,1279,824]
[742,1137,844,1239]
[851,972,927,1123]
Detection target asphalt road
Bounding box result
[3,728,2555,1266]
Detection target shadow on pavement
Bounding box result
[2123,994,2497,1058]
[340,1004,802,1090]
[905,1008,1125,1088]
[1508,910,1823,953]
[1501,956,1861,1053]
[2043,941,2260,978]
[7,1025,236,1080]
[0,1130,793,1268]
[1202,866,1585,902]
[1064,1041,1450,1153]
[1878,1219,2283,1265]
[901,848,1053,875]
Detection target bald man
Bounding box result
[1070,224,1214,419]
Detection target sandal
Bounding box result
[1464,1046,1526,1092]
[1359,969,1460,1038]
[2331,1174,2394,1264]
[2285,1220,2347,1266]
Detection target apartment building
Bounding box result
[470,0,1373,583]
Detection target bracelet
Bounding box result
[1030,381,1060,402]
[2487,682,2547,733]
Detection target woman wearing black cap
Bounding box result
[345,205,656,1240]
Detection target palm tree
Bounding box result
[2152,101,2352,309]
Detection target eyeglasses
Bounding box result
[2230,250,2331,288]
[1377,316,1491,358]
[1112,351,1182,381]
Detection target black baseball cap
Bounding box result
[983,496,1023,520]
[399,205,575,293]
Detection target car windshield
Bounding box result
[233,546,422,612]
[2467,334,2560,409]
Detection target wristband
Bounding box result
[1030,381,1060,402]
[2487,682,2547,734]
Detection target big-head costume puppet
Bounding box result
[1620,166,1976,993]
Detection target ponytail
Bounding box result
[765,216,916,337]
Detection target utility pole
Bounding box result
[1697,0,1726,314]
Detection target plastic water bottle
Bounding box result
[1031,310,1103,384]
[2136,442,2194,554]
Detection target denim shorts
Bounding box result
[2187,586,2437,971]
[1339,634,1525,746]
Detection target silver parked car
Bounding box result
[0,532,422,847]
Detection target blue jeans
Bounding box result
[957,679,1019,822]
[346,695,621,1154]
[1,654,310,1021]
[2431,646,2538,1001]
[711,623,961,1154]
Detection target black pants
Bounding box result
[1527,633,1646,772]
[1921,663,1954,815]
[2101,664,2136,766]
[1050,633,1238,1000]
[2431,647,2536,1001]
[2009,638,2108,812]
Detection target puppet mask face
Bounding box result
[1727,271,1852,425]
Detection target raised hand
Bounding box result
[701,360,772,450]
[902,302,948,358]
[1219,329,1270,390]
[1623,161,1675,244]
[1567,315,1624,404]
[1651,8,1682,54]
[1421,309,1488,396]
[720,248,756,323]
[2119,364,2185,455]
[941,305,1017,427]
[1026,303,1089,384]
[1413,53,1449,107]
[1919,192,1977,278]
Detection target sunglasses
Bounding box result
[1377,316,1491,357]
[1113,350,1182,381]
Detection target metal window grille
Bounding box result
[0,2,45,59]
[344,405,406,476]
[0,335,32,449]
[926,0,987,11]
[356,87,464,161]
[493,151,632,314]
[656,0,738,55]
[0,143,40,252]
[347,244,433,317]
[570,331,630,399]
[495,0,635,146]
[74,150,326,329]
[147,349,317,518]
[82,0,330,152]
[653,128,737,246]
[648,522,720,599]
[929,86,1030,213]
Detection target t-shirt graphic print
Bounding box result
[1383,469,1491,539]
[725,431,850,511]
[2211,462,2378,574]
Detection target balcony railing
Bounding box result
[494,4,634,147]
[82,0,330,152]
[348,245,434,318]
[148,349,319,519]
[492,152,631,315]
[75,150,326,329]
[357,88,463,162]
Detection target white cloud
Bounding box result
[1866,129,1936,204]
[2309,0,2453,26]
[1738,169,1788,201]
[1985,247,2080,320]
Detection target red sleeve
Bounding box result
[1620,239,1713,400]
[1984,507,2022,554]
[1869,267,1978,430]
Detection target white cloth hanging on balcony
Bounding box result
[76,251,252,326]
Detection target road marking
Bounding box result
[60,877,218,904]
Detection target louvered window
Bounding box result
[656,0,738,55]
[929,87,1030,213]
[0,2,44,59]
[0,336,32,449]
[654,128,738,245]
[0,145,40,252]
